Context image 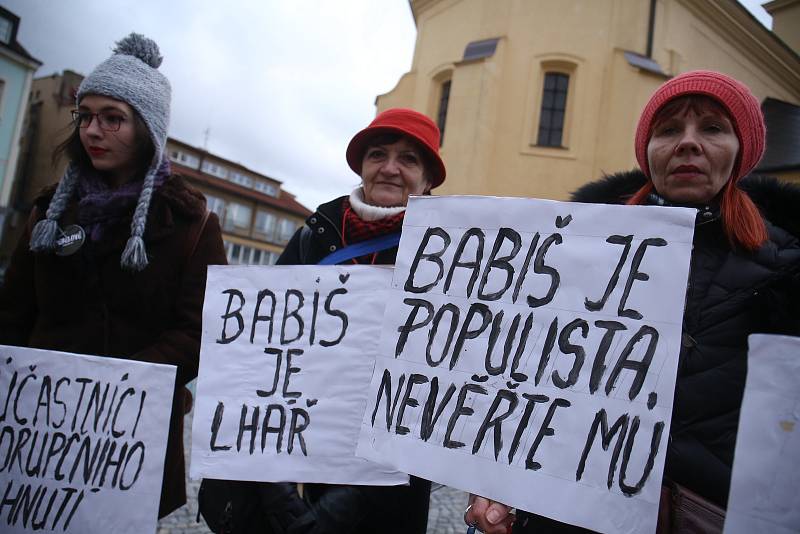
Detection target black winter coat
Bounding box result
[278,196,399,266]
[255,196,430,534]
[514,171,800,533]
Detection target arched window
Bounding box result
[524,57,580,154]
[437,79,451,145]
[537,72,570,147]
[429,67,454,147]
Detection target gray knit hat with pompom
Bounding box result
[29,32,171,271]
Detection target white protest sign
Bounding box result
[724,334,800,534]
[191,265,407,485]
[356,195,696,534]
[0,345,175,534]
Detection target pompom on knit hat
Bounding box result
[29,32,171,272]
[346,108,446,189]
[634,70,766,183]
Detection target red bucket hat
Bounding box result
[634,70,766,183]
[346,108,447,189]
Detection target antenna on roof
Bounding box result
[203,127,211,151]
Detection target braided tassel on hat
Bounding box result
[29,163,80,252]
[120,166,157,271]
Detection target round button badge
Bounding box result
[54,225,86,256]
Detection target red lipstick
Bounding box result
[88,147,108,157]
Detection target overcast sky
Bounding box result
[5,0,771,211]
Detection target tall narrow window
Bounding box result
[537,73,569,147]
[437,80,451,145]
[229,243,241,264]
[254,210,277,239]
[204,194,226,218]
[0,17,12,45]
[224,202,252,231]
[278,219,297,243]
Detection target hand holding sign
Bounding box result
[465,495,515,534]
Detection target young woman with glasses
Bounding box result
[0,33,226,518]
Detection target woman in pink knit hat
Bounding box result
[467,71,800,533]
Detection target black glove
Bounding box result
[257,482,312,534]
[288,485,371,534]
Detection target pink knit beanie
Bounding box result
[634,70,766,182]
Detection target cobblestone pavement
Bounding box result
[157,404,467,534]
[426,484,469,534]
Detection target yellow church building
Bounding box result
[377,0,800,199]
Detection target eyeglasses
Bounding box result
[71,110,127,132]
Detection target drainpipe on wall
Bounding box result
[646,0,657,58]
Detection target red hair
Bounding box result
[626,182,767,252]
[719,181,768,251]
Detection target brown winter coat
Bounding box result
[0,174,227,518]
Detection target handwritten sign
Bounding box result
[724,334,800,534]
[0,345,175,534]
[191,265,406,485]
[357,196,695,534]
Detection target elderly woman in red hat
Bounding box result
[466,71,800,533]
[278,107,445,266]
[201,109,444,534]
[276,108,444,532]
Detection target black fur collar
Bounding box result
[570,169,800,238]
[570,170,647,205]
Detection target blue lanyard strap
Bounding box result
[318,232,401,265]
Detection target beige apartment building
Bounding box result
[3,70,311,267]
[377,0,800,200]
[166,138,310,264]
[767,0,800,52]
